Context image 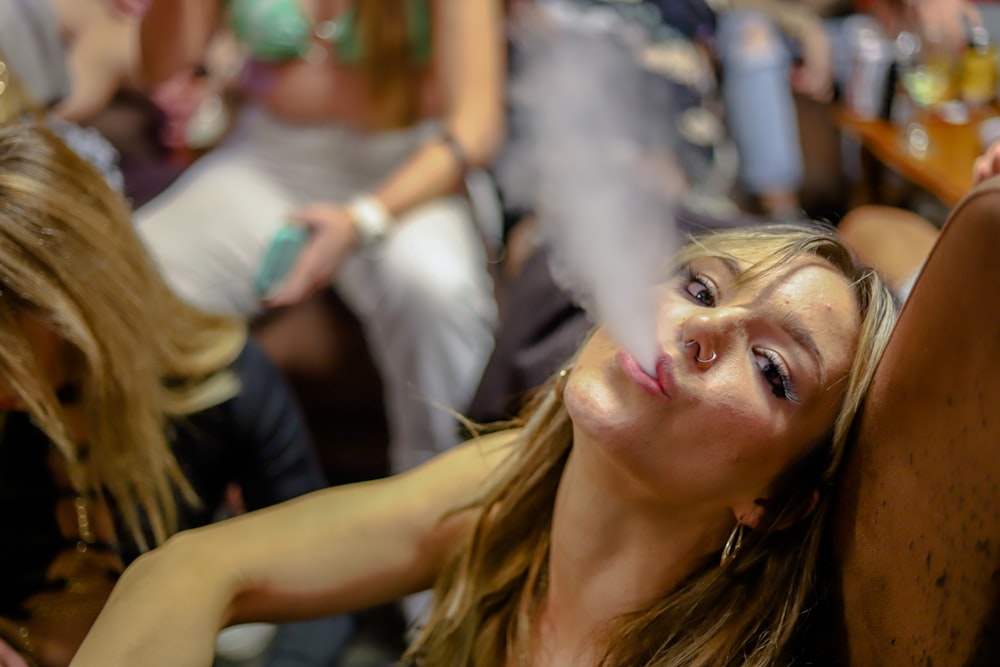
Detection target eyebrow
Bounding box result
[779,313,825,375]
[715,256,742,279]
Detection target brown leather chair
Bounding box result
[832,176,1000,665]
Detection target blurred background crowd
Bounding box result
[0,0,997,665]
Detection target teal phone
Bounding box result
[255,225,309,297]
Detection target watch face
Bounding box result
[351,197,391,245]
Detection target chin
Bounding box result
[563,371,652,451]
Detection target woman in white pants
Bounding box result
[131,0,505,473]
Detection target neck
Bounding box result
[533,436,731,666]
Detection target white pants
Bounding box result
[137,109,497,471]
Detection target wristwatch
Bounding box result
[348,195,393,248]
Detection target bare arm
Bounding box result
[137,0,222,84]
[268,0,507,305]
[375,0,507,215]
[70,431,517,667]
[50,0,139,122]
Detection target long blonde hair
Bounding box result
[0,123,246,550]
[354,0,429,128]
[407,222,898,666]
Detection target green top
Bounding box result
[227,0,431,64]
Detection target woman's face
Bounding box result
[564,253,861,523]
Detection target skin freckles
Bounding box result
[563,254,860,520]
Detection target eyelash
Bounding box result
[755,349,796,401]
[681,267,797,402]
[682,268,716,306]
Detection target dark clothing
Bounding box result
[0,339,348,665]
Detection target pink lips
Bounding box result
[617,350,675,400]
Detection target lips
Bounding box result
[617,350,674,400]
[655,353,677,398]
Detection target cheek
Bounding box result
[697,366,784,461]
[563,370,641,444]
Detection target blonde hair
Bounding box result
[407,222,898,666]
[355,0,429,129]
[0,123,246,549]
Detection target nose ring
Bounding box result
[696,351,717,363]
[685,340,717,364]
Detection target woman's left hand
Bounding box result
[264,204,359,308]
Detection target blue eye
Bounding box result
[755,350,795,401]
[683,270,716,307]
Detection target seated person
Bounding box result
[73,222,897,666]
[0,123,350,667]
[0,1,141,201]
[128,0,505,475]
[838,135,1000,302]
[717,0,875,217]
[0,0,137,124]
[718,0,1000,218]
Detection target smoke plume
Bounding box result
[498,1,683,374]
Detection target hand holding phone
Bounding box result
[255,225,310,298]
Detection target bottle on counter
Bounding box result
[961,25,998,108]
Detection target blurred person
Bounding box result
[48,0,141,123]
[718,0,1000,219]
[0,0,139,125]
[0,0,182,208]
[126,0,505,476]
[73,222,897,667]
[864,0,1000,55]
[0,123,351,667]
[717,1,877,218]
[839,127,1000,303]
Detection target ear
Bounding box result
[730,498,767,531]
[740,489,822,532]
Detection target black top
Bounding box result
[0,338,325,617]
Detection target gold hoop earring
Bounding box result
[720,523,747,566]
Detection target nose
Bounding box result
[680,308,746,368]
[684,339,717,364]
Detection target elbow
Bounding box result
[451,104,507,170]
[470,121,506,170]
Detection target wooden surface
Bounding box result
[835,106,997,206]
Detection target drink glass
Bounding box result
[894,4,955,157]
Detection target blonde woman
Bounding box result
[74,222,897,666]
[0,124,349,667]
[125,0,506,475]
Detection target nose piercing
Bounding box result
[685,340,717,364]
